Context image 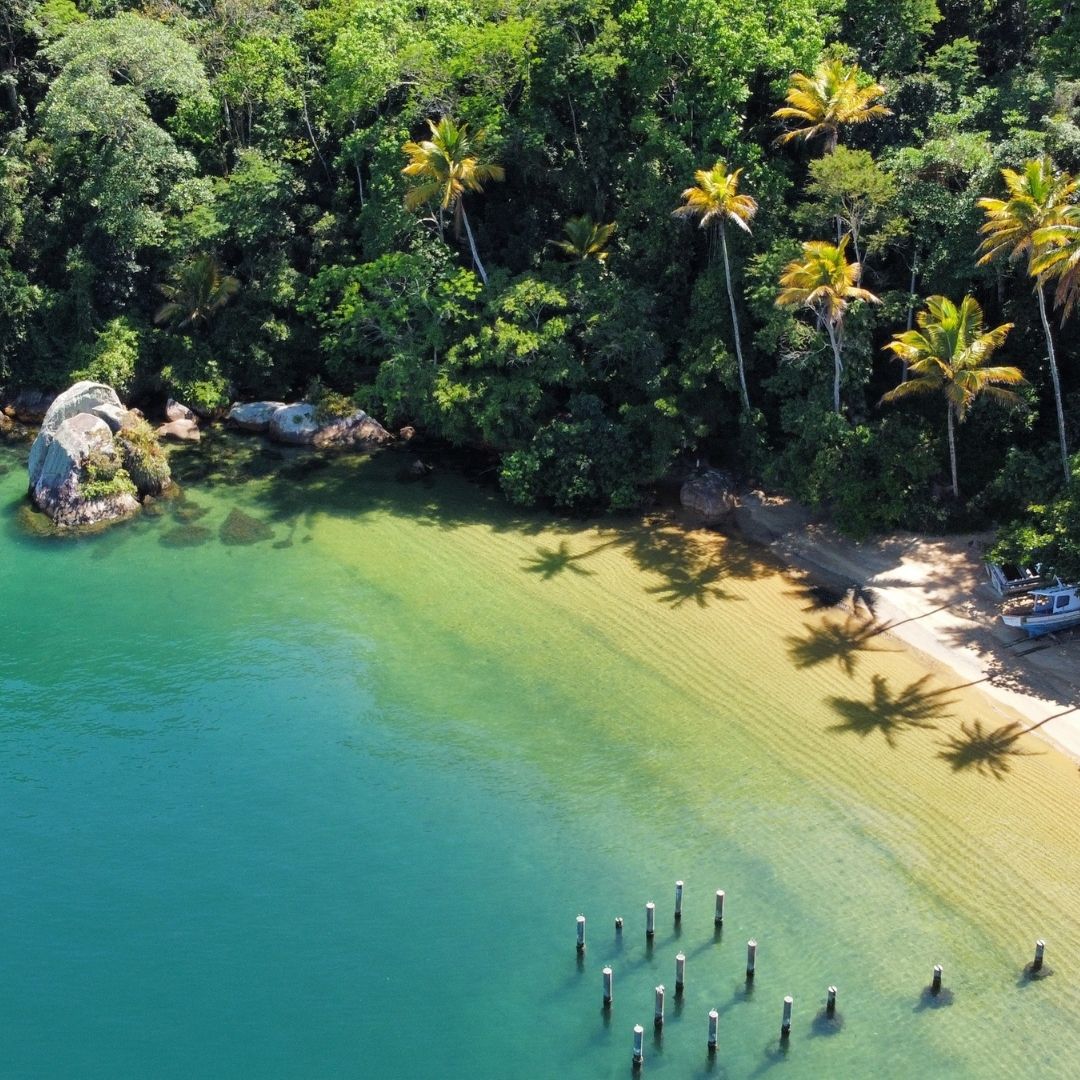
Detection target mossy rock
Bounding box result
[160,524,213,548]
[116,417,171,497]
[220,508,274,546]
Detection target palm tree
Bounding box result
[776,237,880,413]
[154,255,239,332]
[978,158,1077,485]
[881,295,1024,498]
[673,161,759,411]
[773,59,891,154]
[551,215,616,263]
[401,116,505,286]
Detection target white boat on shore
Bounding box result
[1001,582,1080,637]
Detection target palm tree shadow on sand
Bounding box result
[644,561,741,608]
[786,579,878,617]
[937,719,1040,779]
[522,539,619,580]
[787,615,898,677]
[828,674,953,747]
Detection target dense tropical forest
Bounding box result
[3,0,1080,571]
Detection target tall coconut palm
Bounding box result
[551,214,616,263]
[776,237,880,413]
[401,116,504,286]
[673,161,758,411]
[978,158,1077,485]
[154,254,239,332]
[773,59,891,154]
[881,295,1024,499]
[1033,204,1080,320]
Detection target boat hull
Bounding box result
[1001,611,1080,638]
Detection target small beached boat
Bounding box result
[1001,582,1080,637]
[985,561,1045,598]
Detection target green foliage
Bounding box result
[80,447,136,500]
[115,416,171,496]
[70,317,141,396]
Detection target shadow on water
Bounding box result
[828,674,953,747]
[914,986,955,1011]
[746,1035,791,1078]
[936,719,1040,779]
[810,1007,844,1036]
[786,615,897,677]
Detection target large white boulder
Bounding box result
[28,381,125,488]
[268,403,319,445]
[31,413,139,526]
[227,401,287,432]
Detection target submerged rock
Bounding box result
[220,507,274,545]
[680,469,737,522]
[226,401,287,432]
[160,523,213,548]
[312,409,391,449]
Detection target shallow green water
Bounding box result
[2,433,1078,1078]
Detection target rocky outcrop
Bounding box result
[226,401,287,432]
[4,388,54,423]
[157,418,201,442]
[28,381,126,489]
[268,402,319,445]
[31,413,140,527]
[228,399,391,449]
[27,382,170,528]
[166,398,195,422]
[680,468,737,522]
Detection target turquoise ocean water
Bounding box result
[2,435,1078,1078]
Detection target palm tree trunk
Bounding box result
[825,319,844,414]
[460,204,488,286]
[1036,283,1071,485]
[719,223,750,412]
[947,403,959,499]
[903,249,918,383]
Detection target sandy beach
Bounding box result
[732,490,1080,760]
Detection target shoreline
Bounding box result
[729,489,1080,761]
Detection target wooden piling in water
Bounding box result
[781,996,792,1040]
[674,880,683,922]
[654,985,665,1029]
[645,902,656,938]
[576,914,586,953]
[826,986,837,1016]
[746,939,757,979]
[932,965,943,994]
[714,890,725,926]
[632,1024,644,1066]
[1034,940,1045,972]
[707,1009,719,1052]
[603,966,613,1007]
[675,953,685,993]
